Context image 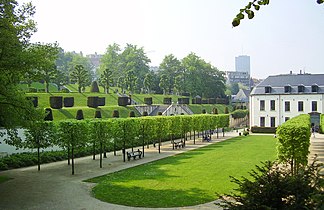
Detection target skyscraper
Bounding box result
[235,55,250,75]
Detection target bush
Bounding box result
[63,97,74,107]
[49,96,63,109]
[90,81,100,93]
[144,97,152,105]
[44,108,53,121]
[94,110,102,118]
[98,97,105,106]
[28,87,37,93]
[26,96,38,108]
[231,109,249,119]
[163,97,172,105]
[76,109,84,120]
[251,126,276,133]
[61,88,70,93]
[87,96,99,108]
[217,159,324,210]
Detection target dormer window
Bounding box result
[265,86,272,93]
[298,85,305,93]
[284,85,291,93]
[311,84,318,92]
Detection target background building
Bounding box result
[235,55,250,75]
[250,72,324,130]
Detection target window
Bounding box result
[285,117,290,122]
[270,117,275,127]
[312,101,317,112]
[260,100,265,111]
[270,100,275,111]
[284,85,291,93]
[298,85,305,93]
[260,117,265,127]
[312,84,318,92]
[298,101,304,112]
[285,101,290,112]
[265,86,271,93]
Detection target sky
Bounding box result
[20,0,324,79]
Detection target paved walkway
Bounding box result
[0,131,323,210]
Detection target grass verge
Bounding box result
[86,135,277,208]
[0,176,12,184]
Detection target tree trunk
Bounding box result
[37,146,40,171]
[100,142,103,168]
[93,142,96,160]
[71,146,75,175]
[194,131,196,144]
[67,147,70,165]
[45,81,49,93]
[78,86,81,93]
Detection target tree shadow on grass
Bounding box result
[57,109,74,119]
[92,183,215,208]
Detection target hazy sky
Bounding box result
[21,0,324,78]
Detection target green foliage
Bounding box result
[232,0,270,27]
[70,64,91,93]
[276,114,311,174]
[320,114,324,134]
[218,159,324,210]
[231,109,249,119]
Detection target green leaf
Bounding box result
[248,10,255,19]
[254,4,260,10]
[232,18,240,27]
[317,0,324,4]
[236,13,244,19]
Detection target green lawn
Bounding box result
[86,135,277,208]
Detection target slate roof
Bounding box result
[251,74,324,95]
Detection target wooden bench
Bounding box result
[126,149,142,161]
[171,140,184,149]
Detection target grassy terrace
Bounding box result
[86,135,277,208]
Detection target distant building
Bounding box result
[250,72,324,129]
[235,55,250,75]
[232,89,250,108]
[86,52,103,69]
[225,71,250,88]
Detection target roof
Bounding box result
[251,73,324,95]
[232,89,250,102]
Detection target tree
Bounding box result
[143,73,153,94]
[99,43,121,86]
[0,1,48,128]
[28,42,60,92]
[159,54,182,94]
[173,75,184,95]
[125,69,136,93]
[231,83,240,95]
[99,68,113,94]
[159,74,169,95]
[233,0,324,27]
[70,65,91,93]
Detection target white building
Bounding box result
[250,73,324,129]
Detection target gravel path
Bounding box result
[0,131,323,210]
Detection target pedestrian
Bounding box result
[312,126,315,138]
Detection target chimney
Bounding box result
[290,71,292,75]
[300,70,302,74]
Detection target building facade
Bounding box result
[226,71,250,88]
[235,55,250,75]
[250,73,324,129]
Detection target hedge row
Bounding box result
[231,109,249,119]
[276,114,311,173]
[2,114,229,173]
[320,114,324,134]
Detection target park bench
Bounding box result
[171,140,184,149]
[202,135,211,142]
[126,149,142,161]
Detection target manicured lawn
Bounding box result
[86,135,277,208]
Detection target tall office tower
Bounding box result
[235,55,250,74]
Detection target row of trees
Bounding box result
[4,114,229,174]
[99,44,226,98]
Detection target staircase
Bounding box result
[149,105,169,116]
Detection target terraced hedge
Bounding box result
[276,114,311,174]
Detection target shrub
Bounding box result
[112,110,119,118]
[231,109,249,119]
[208,98,216,104]
[94,110,102,118]
[144,97,152,105]
[76,109,84,120]
[44,108,53,121]
[90,81,100,92]
[87,96,99,108]
[49,96,63,109]
[28,87,37,93]
[98,97,105,106]
[63,97,74,107]
[251,126,276,133]
[61,88,70,93]
[26,96,38,108]
[163,97,172,105]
